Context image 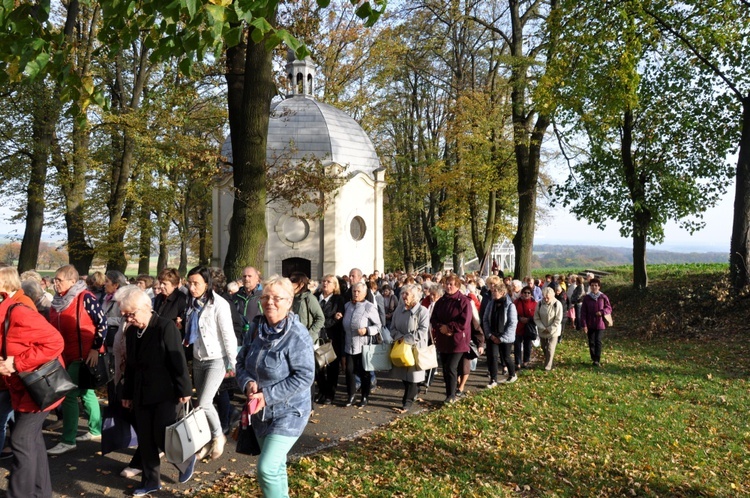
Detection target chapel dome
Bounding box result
[221,95,380,178]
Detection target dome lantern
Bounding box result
[286,49,316,98]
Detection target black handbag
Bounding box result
[525,321,538,341]
[76,299,114,390]
[2,303,77,411]
[233,401,261,456]
[78,352,112,389]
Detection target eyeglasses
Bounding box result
[260,295,289,304]
[121,311,137,320]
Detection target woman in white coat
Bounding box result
[533,287,563,371]
[184,266,238,460]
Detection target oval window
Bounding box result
[350,216,366,241]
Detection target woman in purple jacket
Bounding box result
[430,275,472,404]
[579,278,612,367]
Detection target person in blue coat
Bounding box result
[482,280,518,386]
[235,275,315,498]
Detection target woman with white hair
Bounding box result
[120,287,194,496]
[390,284,429,413]
[533,287,563,371]
[342,281,381,408]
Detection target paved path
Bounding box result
[0,359,500,497]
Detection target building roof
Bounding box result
[220,95,381,178]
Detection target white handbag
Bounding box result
[413,344,438,371]
[165,401,211,464]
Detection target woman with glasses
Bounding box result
[390,284,429,413]
[183,266,237,461]
[314,275,345,405]
[236,275,315,497]
[120,287,194,496]
[514,286,538,369]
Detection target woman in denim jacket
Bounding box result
[236,275,315,498]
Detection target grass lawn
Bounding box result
[199,264,749,497]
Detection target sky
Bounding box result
[534,179,735,253]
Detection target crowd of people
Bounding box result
[0,262,612,497]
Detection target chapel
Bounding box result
[212,53,386,279]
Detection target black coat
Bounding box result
[154,290,188,325]
[316,293,345,356]
[123,315,192,407]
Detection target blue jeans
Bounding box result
[257,433,299,498]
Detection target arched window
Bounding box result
[296,72,304,94]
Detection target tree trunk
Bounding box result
[730,95,750,290]
[62,121,95,274]
[137,206,151,275]
[223,25,275,281]
[19,83,57,272]
[157,215,169,273]
[620,108,649,289]
[178,239,188,277]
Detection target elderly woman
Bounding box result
[235,275,315,498]
[430,275,473,404]
[482,278,518,386]
[314,274,345,405]
[381,284,398,328]
[390,284,429,413]
[120,287,194,496]
[342,281,381,408]
[514,286,537,369]
[570,276,585,330]
[184,266,237,461]
[534,287,563,371]
[580,278,613,367]
[0,266,65,497]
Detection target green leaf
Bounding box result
[179,56,193,76]
[184,0,198,20]
[224,26,242,47]
[316,0,331,7]
[205,4,226,23]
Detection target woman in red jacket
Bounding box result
[0,266,65,498]
[514,286,538,370]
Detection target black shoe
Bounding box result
[593,361,601,367]
[345,396,356,407]
[323,398,333,405]
[315,394,326,404]
[357,397,368,408]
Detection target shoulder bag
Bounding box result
[390,338,415,367]
[314,340,337,369]
[233,399,261,456]
[2,303,77,411]
[165,400,211,464]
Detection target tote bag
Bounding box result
[165,401,211,464]
[314,341,337,369]
[362,338,392,372]
[413,344,438,371]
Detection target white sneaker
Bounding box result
[210,434,226,460]
[506,375,518,384]
[486,381,498,389]
[76,432,101,442]
[47,442,76,455]
[120,467,142,478]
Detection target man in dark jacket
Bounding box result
[232,266,262,332]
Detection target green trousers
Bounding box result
[61,360,102,445]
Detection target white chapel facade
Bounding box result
[212,53,386,280]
